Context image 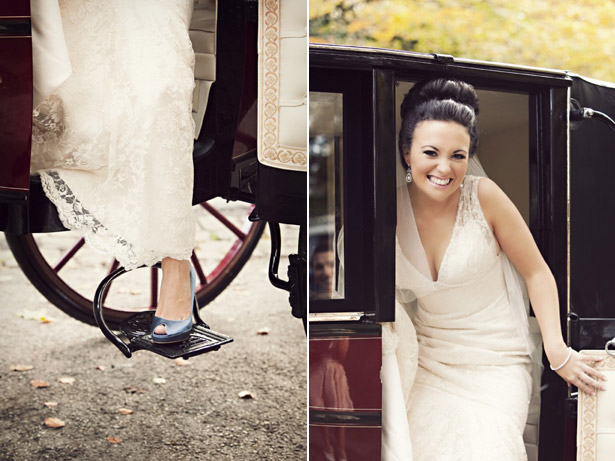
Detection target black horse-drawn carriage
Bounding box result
[0,0,306,358]
[309,43,615,460]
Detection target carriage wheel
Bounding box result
[5,198,265,329]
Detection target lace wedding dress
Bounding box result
[384,175,535,460]
[30,0,196,270]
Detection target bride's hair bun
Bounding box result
[399,78,480,167]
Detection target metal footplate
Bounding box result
[93,265,233,359]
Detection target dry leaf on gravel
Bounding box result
[107,437,122,444]
[44,402,58,408]
[58,377,75,385]
[30,380,50,388]
[123,386,146,394]
[152,377,166,384]
[238,391,254,399]
[118,408,133,415]
[95,365,107,371]
[10,364,33,372]
[18,310,49,321]
[174,358,191,367]
[44,417,65,428]
[256,328,270,335]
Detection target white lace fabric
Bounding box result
[31,0,197,270]
[384,175,534,460]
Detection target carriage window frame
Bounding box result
[309,68,375,316]
[309,91,346,301]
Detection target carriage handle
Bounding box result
[569,105,615,134]
[606,337,615,357]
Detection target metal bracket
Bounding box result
[433,53,454,64]
[267,222,306,331]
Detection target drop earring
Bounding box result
[406,166,412,183]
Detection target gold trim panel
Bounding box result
[258,0,307,172]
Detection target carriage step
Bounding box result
[93,265,233,359]
[119,311,233,360]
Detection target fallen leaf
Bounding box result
[96,365,106,371]
[174,358,191,367]
[238,391,254,399]
[123,386,146,394]
[107,436,122,444]
[44,417,65,428]
[40,317,54,324]
[30,380,50,388]
[18,310,49,320]
[44,402,58,408]
[152,377,166,384]
[58,377,75,385]
[118,408,133,415]
[10,364,33,372]
[256,328,270,335]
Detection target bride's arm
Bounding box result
[477,177,607,395]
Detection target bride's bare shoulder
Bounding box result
[476,176,522,227]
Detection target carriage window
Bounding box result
[309,92,345,300]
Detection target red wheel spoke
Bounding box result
[200,202,247,240]
[53,238,86,272]
[191,252,208,287]
[150,267,158,309]
[101,259,120,305]
[208,240,242,280]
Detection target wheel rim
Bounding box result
[20,198,264,325]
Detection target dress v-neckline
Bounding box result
[408,184,465,283]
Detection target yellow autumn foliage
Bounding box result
[309,0,615,82]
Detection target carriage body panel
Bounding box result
[309,43,615,460]
[0,2,32,233]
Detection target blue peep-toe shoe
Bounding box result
[150,265,196,344]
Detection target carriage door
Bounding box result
[568,76,615,457]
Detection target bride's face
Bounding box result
[404,120,470,201]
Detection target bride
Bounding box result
[30,0,198,343]
[384,78,608,460]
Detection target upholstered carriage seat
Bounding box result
[257,0,307,172]
[577,351,615,461]
[190,0,216,138]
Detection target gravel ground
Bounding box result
[0,219,306,461]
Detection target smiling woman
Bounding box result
[385,78,608,460]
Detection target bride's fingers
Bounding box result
[580,354,603,365]
[571,373,599,395]
[581,363,608,384]
[568,368,605,395]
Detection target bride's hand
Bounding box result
[549,347,607,396]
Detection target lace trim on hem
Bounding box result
[39,171,192,270]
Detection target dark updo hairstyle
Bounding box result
[398,78,480,168]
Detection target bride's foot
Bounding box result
[151,258,193,343]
